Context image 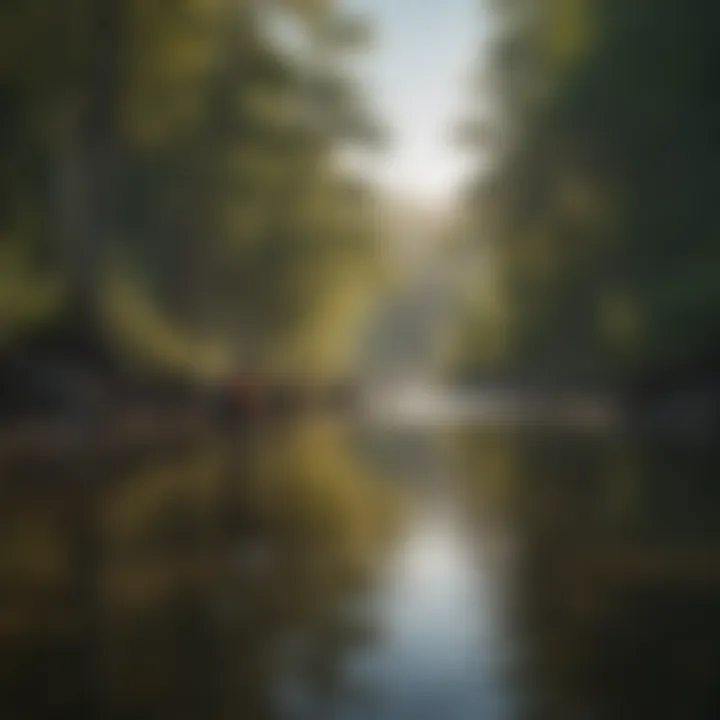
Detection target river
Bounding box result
[1,413,720,719]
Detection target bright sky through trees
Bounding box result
[342,0,482,204]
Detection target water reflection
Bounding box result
[2,422,720,719]
[459,430,720,720]
[0,421,398,720]
[343,502,512,720]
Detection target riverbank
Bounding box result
[0,408,216,469]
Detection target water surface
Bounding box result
[1,419,720,719]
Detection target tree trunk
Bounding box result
[71,0,124,334]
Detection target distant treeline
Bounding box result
[0,0,382,382]
[457,0,720,398]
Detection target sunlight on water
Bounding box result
[273,428,516,720]
[366,384,619,431]
[331,497,514,720]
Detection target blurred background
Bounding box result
[2,0,720,718]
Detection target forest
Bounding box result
[4,0,720,425]
[2,4,720,718]
[0,0,383,419]
[456,0,720,413]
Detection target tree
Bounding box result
[457,0,720,396]
[0,0,385,384]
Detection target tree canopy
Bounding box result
[0,0,384,380]
[456,0,720,393]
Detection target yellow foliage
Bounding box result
[546,0,595,69]
[598,290,641,356]
[103,267,231,379]
[0,240,62,345]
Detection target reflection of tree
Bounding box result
[458,433,720,720]
[0,456,109,720]
[0,422,398,719]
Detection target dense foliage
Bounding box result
[0,0,382,380]
[457,0,720,394]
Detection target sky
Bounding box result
[341,0,482,205]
